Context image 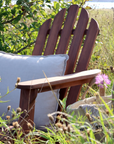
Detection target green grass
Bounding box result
[1,8,114,144]
[80,8,114,98]
[1,95,114,143]
[88,9,114,68]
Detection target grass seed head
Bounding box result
[11,113,15,118]
[57,115,61,119]
[63,125,67,133]
[27,122,33,131]
[87,129,90,136]
[6,115,10,120]
[55,122,63,128]
[24,109,27,114]
[67,124,73,133]
[62,118,67,123]
[86,113,93,122]
[16,107,22,114]
[7,105,11,111]
[58,128,63,133]
[48,114,54,123]
[56,115,61,123]
[109,119,113,124]
[13,121,19,129]
[106,109,109,115]
[16,77,21,83]
[4,137,7,140]
[5,128,9,132]
[24,109,29,118]
[98,116,100,119]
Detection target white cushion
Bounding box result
[0,52,69,129]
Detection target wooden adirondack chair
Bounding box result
[16,5,101,131]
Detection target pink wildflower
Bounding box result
[95,74,111,88]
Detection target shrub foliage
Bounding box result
[0,0,87,55]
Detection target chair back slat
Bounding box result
[58,8,89,105]
[44,9,66,55]
[32,19,52,55]
[65,8,89,75]
[32,4,99,107]
[76,19,99,72]
[66,18,99,106]
[56,5,79,54]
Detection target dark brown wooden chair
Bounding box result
[16,5,101,131]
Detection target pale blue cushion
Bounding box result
[0,52,69,128]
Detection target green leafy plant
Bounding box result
[0,0,87,55]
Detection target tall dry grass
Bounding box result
[88,8,114,71]
[85,8,114,96]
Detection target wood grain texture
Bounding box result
[59,7,89,104]
[17,69,101,91]
[44,9,66,55]
[32,19,52,55]
[65,8,89,75]
[47,29,88,36]
[66,18,99,106]
[56,5,79,54]
[19,89,37,132]
[76,19,99,73]
[17,5,100,128]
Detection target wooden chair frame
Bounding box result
[16,5,101,131]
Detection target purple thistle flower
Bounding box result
[95,74,111,88]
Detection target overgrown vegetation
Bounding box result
[87,8,114,96]
[88,8,114,72]
[1,0,114,143]
[0,87,114,143]
[0,0,87,54]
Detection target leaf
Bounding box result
[56,3,60,11]
[59,97,67,111]
[85,6,92,10]
[33,10,37,15]
[46,0,51,3]
[47,5,51,9]
[62,96,67,109]
[25,0,29,3]
[20,22,27,30]
[11,8,16,15]
[0,0,3,7]
[16,0,23,5]
[0,100,10,103]
[5,0,11,5]
[26,13,33,18]
[53,2,60,11]
[40,10,46,17]
[2,11,9,16]
[31,22,38,28]
[0,23,4,31]
[7,86,9,94]
[13,15,21,24]
[23,4,30,12]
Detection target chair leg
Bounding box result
[18,89,37,133]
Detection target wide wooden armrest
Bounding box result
[16,69,101,92]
